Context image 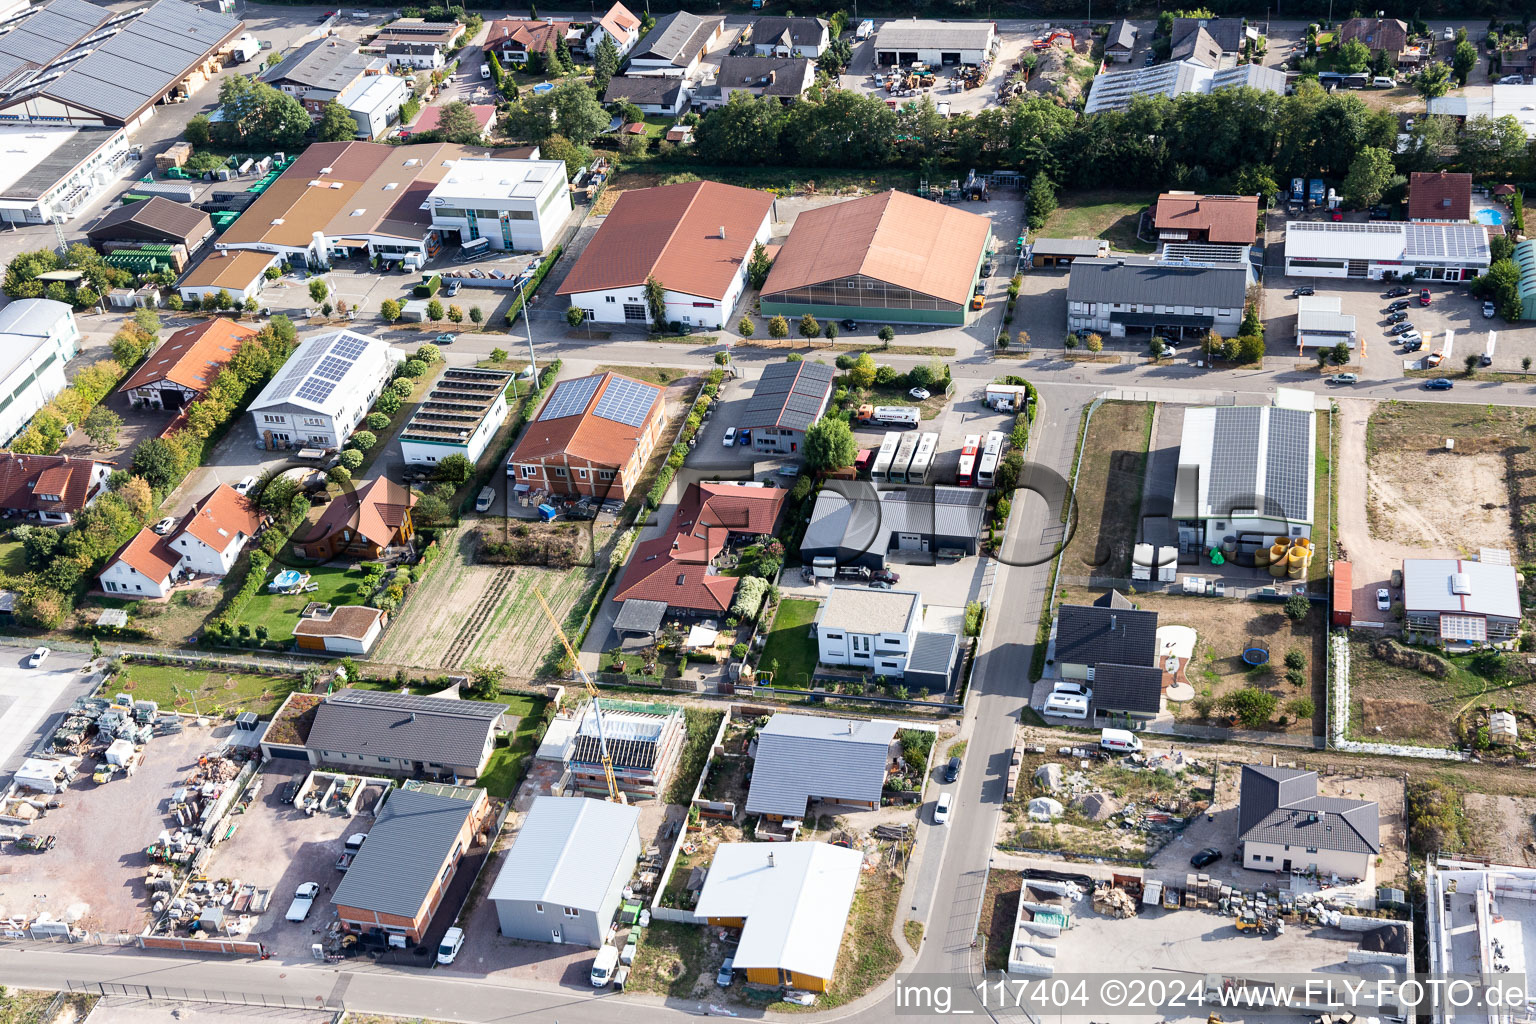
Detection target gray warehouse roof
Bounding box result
[602,74,684,106]
[1174,404,1316,524]
[264,37,377,89]
[1401,558,1521,620]
[801,485,987,559]
[1067,256,1248,309]
[331,787,481,919]
[1053,598,1158,668]
[1238,765,1380,855]
[744,714,896,817]
[488,795,641,909]
[740,359,835,433]
[632,10,723,65]
[873,19,994,51]
[305,688,506,769]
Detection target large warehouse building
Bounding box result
[759,190,990,327]
[1066,256,1248,338]
[1283,220,1491,281]
[872,19,995,65]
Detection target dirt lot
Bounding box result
[0,720,229,934]
[372,524,599,676]
[1346,637,1536,749]
[218,764,389,962]
[1061,587,1326,736]
[1061,400,1153,579]
[1464,792,1536,866]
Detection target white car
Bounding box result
[437,926,465,965]
[285,881,321,922]
[28,646,49,668]
[234,475,258,496]
[934,792,952,825]
[722,427,737,447]
[908,387,931,400]
[1376,588,1391,611]
[1483,301,1497,319]
[1052,680,1092,702]
[152,516,177,535]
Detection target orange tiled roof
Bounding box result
[109,528,179,583]
[180,484,262,553]
[120,319,258,395]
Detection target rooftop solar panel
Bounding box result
[538,375,602,421]
[1264,406,1311,521]
[592,375,660,428]
[296,378,338,404]
[330,335,368,360]
[1207,406,1260,518]
[315,355,352,381]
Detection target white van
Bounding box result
[437,926,465,965]
[1043,693,1088,720]
[1372,76,1395,88]
[475,486,495,513]
[1099,728,1142,753]
[480,63,491,79]
[591,944,620,986]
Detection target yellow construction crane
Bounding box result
[534,588,622,803]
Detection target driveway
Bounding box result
[0,650,94,775]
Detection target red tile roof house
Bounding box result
[0,453,111,525]
[294,477,417,562]
[1153,193,1260,246]
[486,18,580,63]
[587,1,642,57]
[100,484,264,599]
[1339,17,1410,60]
[506,370,666,502]
[1409,171,1473,222]
[556,180,775,330]
[119,319,258,411]
[613,482,787,617]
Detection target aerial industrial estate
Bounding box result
[0,2,1535,1023]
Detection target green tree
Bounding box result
[1341,145,1394,209]
[1414,61,1453,99]
[433,100,484,144]
[435,453,473,485]
[1338,39,1371,73]
[797,313,821,339]
[802,416,858,472]
[643,275,667,327]
[1459,114,1529,177]
[1231,164,1280,203]
[694,92,787,164]
[1284,594,1311,620]
[366,412,390,431]
[83,406,122,449]
[308,279,329,304]
[338,448,364,471]
[1285,696,1315,720]
[877,325,895,343]
[1222,687,1279,728]
[1027,171,1057,230]
[747,241,774,288]
[566,306,586,329]
[349,431,378,451]
[317,100,359,141]
[1453,39,1478,85]
[469,305,483,325]
[823,321,838,343]
[769,315,789,338]
[846,352,876,389]
[447,304,464,324]
[489,347,508,362]
[426,298,444,322]
[184,113,212,146]
[380,298,401,322]
[737,316,755,337]
[501,80,608,146]
[593,34,620,92]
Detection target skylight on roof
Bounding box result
[383,182,398,190]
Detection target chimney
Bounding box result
[767,850,775,867]
[719,225,727,239]
[767,69,776,85]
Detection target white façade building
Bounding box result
[556,181,773,330]
[399,367,513,466]
[427,158,572,253]
[815,586,923,678]
[247,329,401,450]
[99,483,262,598]
[1284,220,1491,282]
[0,299,80,445]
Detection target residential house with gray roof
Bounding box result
[303,688,508,779]
[602,74,689,114]
[745,713,896,820]
[262,38,386,115]
[1051,591,1164,720]
[1066,255,1249,338]
[745,16,829,57]
[1105,19,1138,61]
[331,784,489,943]
[1170,16,1255,66]
[628,10,724,76]
[716,55,815,103]
[740,359,835,454]
[488,796,641,946]
[1238,765,1379,878]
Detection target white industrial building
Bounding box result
[399,367,512,466]
[1295,294,1357,350]
[1083,60,1285,114]
[1426,857,1536,1023]
[427,158,572,253]
[1402,555,1522,647]
[1428,83,1536,138]
[0,125,135,225]
[1284,220,1491,281]
[247,329,400,450]
[0,299,79,445]
[872,19,995,66]
[1173,390,1316,549]
[339,74,411,140]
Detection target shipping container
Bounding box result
[1330,560,1352,626]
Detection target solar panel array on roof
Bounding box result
[267,350,326,402]
[593,375,661,428]
[1208,406,1261,517]
[1263,407,1311,521]
[1403,221,1491,263]
[0,0,106,67]
[331,334,368,360]
[296,378,338,404]
[538,375,602,421]
[315,355,351,381]
[740,360,834,433]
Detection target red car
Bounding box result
[1418,287,1432,306]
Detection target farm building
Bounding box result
[759,190,991,327]
[87,197,213,251]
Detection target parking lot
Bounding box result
[0,651,94,775]
[0,719,227,934]
[224,766,389,961]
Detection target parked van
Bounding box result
[1043,693,1088,720]
[437,926,465,965]
[480,63,491,79]
[475,486,495,513]
[591,945,620,986]
[1099,728,1142,753]
[1372,76,1396,88]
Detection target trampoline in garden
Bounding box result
[1241,638,1270,666]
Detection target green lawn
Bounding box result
[757,597,820,688]
[235,565,369,639]
[0,540,25,576]
[1039,190,1155,253]
[478,695,549,799]
[105,663,301,717]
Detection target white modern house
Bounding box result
[100,483,261,598]
[98,530,178,599]
[427,158,572,253]
[339,74,411,140]
[247,329,401,450]
[586,1,642,56]
[1238,765,1379,879]
[0,299,79,445]
[816,587,923,678]
[556,181,773,329]
[399,367,512,466]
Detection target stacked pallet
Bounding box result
[1005,743,1024,800]
[156,142,192,170]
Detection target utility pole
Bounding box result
[516,278,537,379]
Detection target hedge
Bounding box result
[644,367,725,509]
[503,245,563,325]
[413,274,442,298]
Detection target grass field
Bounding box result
[757,597,820,688]
[235,565,370,640]
[1348,639,1536,748]
[478,694,549,798]
[1061,401,1153,578]
[593,364,696,386]
[0,540,26,576]
[105,663,301,717]
[1040,191,1155,253]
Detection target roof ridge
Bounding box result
[650,179,708,282]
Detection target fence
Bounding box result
[138,936,264,956]
[647,706,732,924]
[67,982,316,1010]
[0,635,326,676]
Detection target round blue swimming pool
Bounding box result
[1476,208,1505,225]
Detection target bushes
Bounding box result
[1220,687,1278,728]
[666,708,724,804]
[1407,777,1468,854]
[502,245,563,325]
[731,575,768,619]
[413,274,442,298]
